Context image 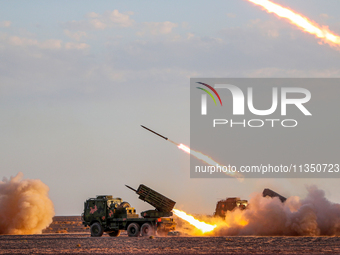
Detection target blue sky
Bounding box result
[1,0,340,215]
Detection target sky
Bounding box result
[1,0,340,215]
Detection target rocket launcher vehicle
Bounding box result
[126,184,176,218]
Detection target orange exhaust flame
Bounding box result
[173,209,217,234]
[247,0,340,48]
[177,143,244,180]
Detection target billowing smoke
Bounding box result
[0,172,55,234]
[175,186,340,236]
[215,186,340,236]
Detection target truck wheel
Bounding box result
[90,222,104,237]
[141,223,154,237]
[119,202,131,208]
[108,230,121,237]
[127,223,140,237]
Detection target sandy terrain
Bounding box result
[0,216,339,254]
[1,234,340,254]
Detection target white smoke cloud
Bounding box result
[0,172,55,234]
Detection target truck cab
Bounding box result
[214,197,248,218]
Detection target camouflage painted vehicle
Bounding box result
[82,184,176,237]
[214,189,286,218]
[214,197,248,218]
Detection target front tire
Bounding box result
[90,222,104,237]
[127,223,140,237]
[108,230,121,237]
[141,223,154,237]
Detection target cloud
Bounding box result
[2,16,340,101]
[89,19,107,30]
[86,12,99,18]
[64,30,87,41]
[39,39,63,49]
[0,21,11,27]
[9,36,38,47]
[64,10,134,31]
[138,21,178,36]
[246,67,340,78]
[64,42,90,50]
[8,36,62,49]
[187,33,195,40]
[7,35,87,50]
[108,10,134,27]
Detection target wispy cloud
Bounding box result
[8,36,62,49]
[137,21,178,36]
[64,10,134,31]
[108,10,134,27]
[64,30,87,41]
[7,35,88,50]
[0,21,11,27]
[64,42,89,50]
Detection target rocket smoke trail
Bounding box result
[141,125,243,179]
[246,0,340,49]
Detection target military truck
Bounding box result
[214,188,286,218]
[82,184,176,237]
[214,197,248,218]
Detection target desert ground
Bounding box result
[0,216,339,254]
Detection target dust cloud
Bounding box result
[177,186,340,236]
[0,172,55,234]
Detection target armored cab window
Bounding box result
[96,201,105,211]
[88,201,95,209]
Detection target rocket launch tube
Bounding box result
[125,185,137,193]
